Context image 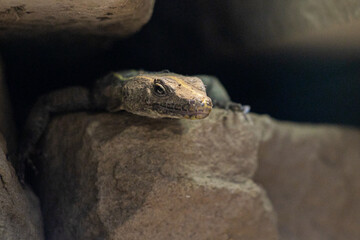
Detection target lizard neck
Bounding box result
[91,73,126,111]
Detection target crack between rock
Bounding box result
[0,173,14,204]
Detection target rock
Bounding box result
[38,110,278,240]
[253,115,360,240]
[0,57,43,239]
[0,0,155,38]
[0,132,44,240]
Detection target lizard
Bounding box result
[15,70,249,182]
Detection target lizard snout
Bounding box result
[184,97,212,120]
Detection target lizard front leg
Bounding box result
[196,75,250,116]
[17,87,92,183]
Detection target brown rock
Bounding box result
[0,132,44,240]
[253,115,360,240]
[114,178,276,240]
[38,110,278,240]
[0,0,155,37]
[0,59,43,239]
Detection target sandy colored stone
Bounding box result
[0,0,155,37]
[115,178,276,240]
[0,132,44,240]
[253,115,360,240]
[38,109,278,240]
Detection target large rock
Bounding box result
[0,59,43,240]
[0,132,44,240]
[0,0,155,37]
[253,115,360,240]
[38,110,278,240]
[33,107,360,239]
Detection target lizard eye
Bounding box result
[153,82,167,96]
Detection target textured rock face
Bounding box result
[26,107,360,240]
[0,0,155,37]
[0,132,44,240]
[38,110,278,240]
[0,61,43,239]
[253,115,360,240]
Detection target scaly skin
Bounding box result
[16,70,249,182]
[92,70,212,119]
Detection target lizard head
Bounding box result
[117,72,212,119]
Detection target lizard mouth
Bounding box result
[153,99,212,119]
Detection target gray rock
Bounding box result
[0,132,44,240]
[253,115,360,240]
[0,0,155,38]
[0,57,43,240]
[38,110,278,240]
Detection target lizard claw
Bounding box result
[228,102,250,121]
[225,102,250,112]
[214,100,251,121]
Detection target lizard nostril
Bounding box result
[196,98,212,112]
[201,98,212,108]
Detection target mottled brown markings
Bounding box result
[9,5,26,15]
[0,4,26,20]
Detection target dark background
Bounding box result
[1,1,359,130]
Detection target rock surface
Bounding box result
[34,108,360,239]
[0,132,44,240]
[0,0,155,37]
[38,110,278,240]
[0,60,44,239]
[253,115,360,240]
